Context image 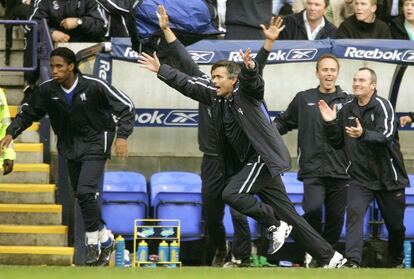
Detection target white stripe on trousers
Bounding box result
[238,156,264,194]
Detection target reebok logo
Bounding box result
[344,47,402,61]
[189,51,215,63]
[286,49,317,61]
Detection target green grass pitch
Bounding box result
[1,266,414,279]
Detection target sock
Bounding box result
[86,230,99,245]
[99,226,113,248]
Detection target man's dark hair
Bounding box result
[316,53,340,71]
[358,67,377,85]
[50,47,79,73]
[211,60,240,78]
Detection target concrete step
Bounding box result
[0,164,50,184]
[3,86,24,105]
[7,105,41,143]
[0,184,55,204]
[0,225,67,246]
[0,50,23,68]
[0,246,74,266]
[1,163,49,183]
[14,143,43,163]
[0,204,61,225]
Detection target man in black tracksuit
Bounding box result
[274,54,350,267]
[319,67,408,268]
[156,6,252,267]
[1,47,135,266]
[139,17,347,268]
[24,0,108,84]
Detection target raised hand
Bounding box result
[156,5,169,30]
[260,16,285,41]
[400,115,412,127]
[318,100,337,122]
[138,52,161,73]
[345,118,364,138]
[239,48,255,69]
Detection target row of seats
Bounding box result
[101,171,414,242]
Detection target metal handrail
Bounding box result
[0,19,38,72]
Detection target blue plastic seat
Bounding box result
[223,205,259,240]
[150,171,202,241]
[102,171,148,237]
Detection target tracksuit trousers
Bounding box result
[222,155,336,264]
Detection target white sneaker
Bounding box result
[304,252,313,268]
[266,221,293,254]
[323,251,347,269]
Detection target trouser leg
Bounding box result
[323,178,348,245]
[345,183,373,264]
[257,174,335,263]
[230,207,251,260]
[222,157,279,227]
[302,177,325,236]
[375,189,406,266]
[201,155,226,251]
[67,160,106,232]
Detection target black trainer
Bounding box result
[96,238,114,266]
[343,260,360,268]
[85,244,100,265]
[266,221,292,255]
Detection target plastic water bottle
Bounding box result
[404,240,412,268]
[137,240,148,262]
[169,240,180,262]
[115,235,125,267]
[158,240,169,262]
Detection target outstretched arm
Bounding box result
[238,48,264,100]
[138,52,214,105]
[256,16,284,75]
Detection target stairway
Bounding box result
[0,26,74,265]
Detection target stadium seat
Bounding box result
[282,172,304,215]
[223,205,259,240]
[102,171,148,237]
[379,187,414,240]
[150,171,202,241]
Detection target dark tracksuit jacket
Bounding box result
[27,0,107,41]
[157,60,291,179]
[324,92,409,190]
[279,10,337,40]
[7,74,135,161]
[274,86,352,181]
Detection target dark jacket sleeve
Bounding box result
[26,0,50,31]
[166,40,206,77]
[98,80,135,139]
[255,47,270,76]
[324,109,345,149]
[273,94,299,135]
[96,0,131,16]
[6,87,47,139]
[79,0,107,39]
[361,99,396,144]
[238,61,264,100]
[157,64,214,105]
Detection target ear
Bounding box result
[69,63,75,72]
[231,77,238,86]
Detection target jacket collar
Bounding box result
[351,91,378,115]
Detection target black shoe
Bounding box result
[96,238,114,266]
[223,259,250,268]
[211,248,228,267]
[343,260,360,268]
[85,244,100,265]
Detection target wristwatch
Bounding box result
[77,18,83,26]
